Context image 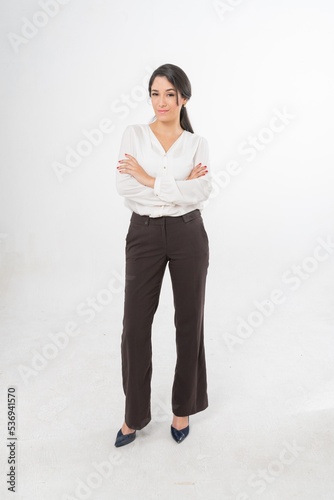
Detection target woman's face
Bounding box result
[150,76,186,124]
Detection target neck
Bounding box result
[151,118,183,136]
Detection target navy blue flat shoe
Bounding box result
[171,417,190,444]
[114,428,136,448]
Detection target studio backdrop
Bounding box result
[0,1,334,499]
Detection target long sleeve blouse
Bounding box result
[116,123,212,217]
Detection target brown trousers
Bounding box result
[121,209,209,430]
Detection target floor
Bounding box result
[1,245,334,500]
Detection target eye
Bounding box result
[167,93,175,97]
[151,92,158,96]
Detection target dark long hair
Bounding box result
[148,64,194,133]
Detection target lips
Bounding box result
[158,110,168,113]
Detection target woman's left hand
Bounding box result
[117,154,155,188]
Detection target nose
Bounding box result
[158,96,167,107]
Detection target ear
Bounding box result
[183,99,187,107]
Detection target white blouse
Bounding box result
[116,124,212,217]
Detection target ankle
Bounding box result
[122,422,135,434]
[172,415,189,430]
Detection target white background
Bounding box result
[1,1,334,499]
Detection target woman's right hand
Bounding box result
[186,163,208,180]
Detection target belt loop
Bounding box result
[182,209,200,223]
[144,216,150,226]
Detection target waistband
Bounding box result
[131,209,201,226]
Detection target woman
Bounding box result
[115,63,212,447]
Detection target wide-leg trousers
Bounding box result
[121,209,209,430]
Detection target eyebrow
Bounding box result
[151,88,176,92]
